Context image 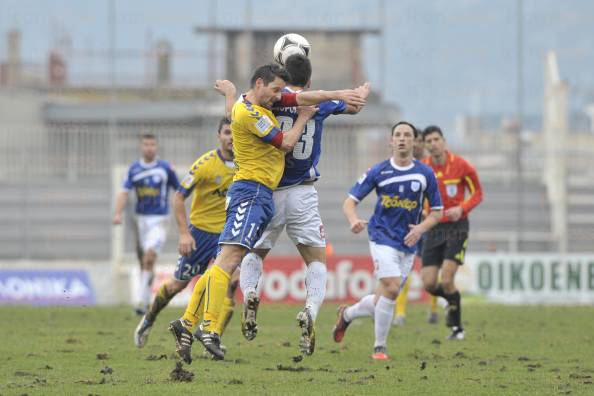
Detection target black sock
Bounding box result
[445,291,462,328]
[431,283,447,299]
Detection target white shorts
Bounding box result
[369,241,414,280]
[255,184,326,249]
[136,215,168,254]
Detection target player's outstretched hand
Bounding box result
[404,224,423,247]
[112,213,122,225]
[349,219,368,234]
[178,232,197,257]
[338,89,366,108]
[214,80,237,97]
[297,105,318,120]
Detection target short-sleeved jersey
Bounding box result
[231,95,285,190]
[422,151,483,223]
[274,87,347,188]
[122,159,180,215]
[177,149,235,233]
[349,158,443,254]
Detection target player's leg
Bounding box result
[286,185,327,356]
[135,277,188,348]
[295,244,326,356]
[393,278,410,326]
[440,220,468,339]
[137,216,167,314]
[214,267,240,337]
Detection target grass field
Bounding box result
[1,303,594,396]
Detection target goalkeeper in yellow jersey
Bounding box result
[133,118,237,352]
[169,63,366,361]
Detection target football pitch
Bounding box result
[2,304,594,395]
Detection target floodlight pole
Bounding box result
[515,0,525,252]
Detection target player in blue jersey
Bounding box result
[215,54,370,356]
[112,133,180,315]
[332,121,443,360]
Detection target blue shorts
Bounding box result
[174,225,220,281]
[219,180,274,249]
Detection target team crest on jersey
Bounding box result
[255,116,273,134]
[153,175,161,183]
[446,184,458,197]
[214,176,222,185]
[410,181,421,192]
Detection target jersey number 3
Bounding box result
[277,116,315,160]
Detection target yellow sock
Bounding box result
[181,269,210,332]
[430,295,438,313]
[214,297,235,336]
[202,265,230,333]
[395,280,410,317]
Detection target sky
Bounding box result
[1,0,593,132]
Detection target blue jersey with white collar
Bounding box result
[274,88,347,188]
[122,159,180,215]
[349,158,442,254]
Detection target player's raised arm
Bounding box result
[291,88,366,108]
[214,79,237,121]
[344,82,371,114]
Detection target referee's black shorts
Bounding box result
[421,218,469,266]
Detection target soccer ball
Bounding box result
[273,33,311,66]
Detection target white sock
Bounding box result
[374,295,396,348]
[304,261,327,321]
[344,294,375,322]
[239,252,263,299]
[140,270,154,308]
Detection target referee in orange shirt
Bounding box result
[421,125,483,340]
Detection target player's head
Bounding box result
[284,54,312,89]
[390,121,417,157]
[422,125,446,158]
[250,63,291,109]
[217,117,233,155]
[140,133,158,162]
[413,132,425,160]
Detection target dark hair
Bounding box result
[391,121,418,138]
[250,63,291,87]
[140,133,157,141]
[284,54,312,87]
[217,117,231,133]
[422,125,444,140]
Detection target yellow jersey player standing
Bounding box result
[169,63,366,361]
[134,118,235,353]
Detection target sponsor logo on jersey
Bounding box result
[380,194,418,210]
[211,188,228,198]
[137,187,160,197]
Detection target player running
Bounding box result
[169,63,366,361]
[393,131,427,326]
[134,119,236,354]
[420,125,483,340]
[112,134,180,315]
[217,54,370,356]
[332,121,443,360]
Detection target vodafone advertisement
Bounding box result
[140,255,430,306]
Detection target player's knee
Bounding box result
[424,283,438,294]
[168,279,188,294]
[228,278,239,296]
[381,281,400,300]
